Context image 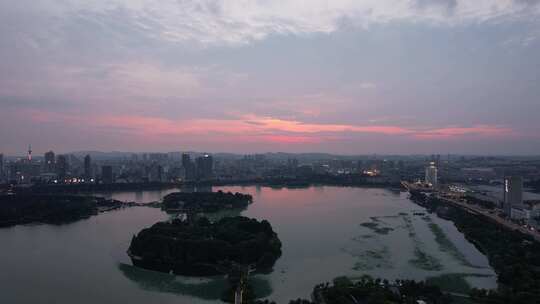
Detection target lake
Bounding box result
[0,186,496,303]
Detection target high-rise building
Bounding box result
[148,153,168,163]
[356,160,364,173]
[425,162,438,187]
[101,166,114,184]
[147,164,163,182]
[287,158,299,173]
[168,152,182,161]
[0,153,4,180]
[27,144,32,162]
[56,155,69,181]
[9,160,39,184]
[182,153,191,168]
[196,154,213,180]
[84,154,92,179]
[182,153,196,181]
[504,176,523,215]
[44,150,55,173]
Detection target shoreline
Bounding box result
[15,179,402,195]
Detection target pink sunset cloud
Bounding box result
[414,125,513,139]
[262,135,322,144]
[242,116,412,135]
[24,109,515,147]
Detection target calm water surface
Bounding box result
[0,186,496,303]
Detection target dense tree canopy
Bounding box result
[129,216,281,276]
[0,194,97,226]
[162,191,253,213]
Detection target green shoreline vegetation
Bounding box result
[410,190,540,303]
[286,276,452,304]
[425,273,493,295]
[247,275,455,304]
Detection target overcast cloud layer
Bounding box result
[1,0,540,154]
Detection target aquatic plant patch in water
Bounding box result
[360,221,395,235]
[427,222,483,268]
[350,246,393,271]
[409,248,444,271]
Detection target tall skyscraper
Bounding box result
[56,155,69,181]
[147,164,163,182]
[44,150,55,173]
[182,153,196,181]
[196,154,214,180]
[425,162,438,187]
[287,158,299,169]
[504,176,523,215]
[181,153,191,168]
[0,153,4,180]
[101,166,113,184]
[84,154,92,179]
[149,153,168,162]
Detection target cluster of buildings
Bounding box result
[0,148,432,186]
[0,147,96,184]
[503,176,540,224]
[419,157,540,225]
[216,154,422,184]
[182,153,213,181]
[0,148,214,185]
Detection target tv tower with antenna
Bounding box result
[27,144,32,162]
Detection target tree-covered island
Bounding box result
[128,216,282,276]
[161,190,253,213]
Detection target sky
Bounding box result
[1,0,540,155]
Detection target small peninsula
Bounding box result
[0,193,136,227]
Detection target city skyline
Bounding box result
[1,1,540,154]
[3,146,540,158]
